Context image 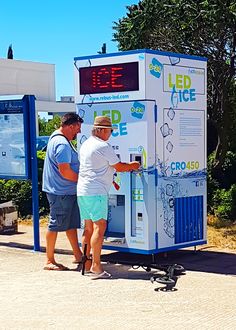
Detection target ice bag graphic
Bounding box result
[167,107,175,120]
[77,108,85,119]
[169,56,180,65]
[79,135,87,144]
[166,141,173,153]
[149,58,163,78]
[160,123,173,137]
[166,184,174,196]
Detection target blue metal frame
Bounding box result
[74,48,207,62]
[0,97,30,180]
[26,95,40,251]
[0,95,40,251]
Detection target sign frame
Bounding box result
[0,96,31,179]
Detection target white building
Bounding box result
[0,58,75,126]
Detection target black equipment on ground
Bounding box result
[132,262,185,291]
[81,243,88,275]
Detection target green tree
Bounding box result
[113,0,236,181]
[38,115,61,136]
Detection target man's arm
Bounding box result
[58,163,78,182]
[112,161,140,172]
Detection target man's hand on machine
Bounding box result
[112,161,141,173]
[129,161,141,171]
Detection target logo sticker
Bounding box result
[131,102,145,119]
[149,58,163,78]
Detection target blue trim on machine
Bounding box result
[154,104,157,123]
[102,240,207,254]
[155,232,158,249]
[156,240,207,253]
[74,48,207,62]
[175,195,204,244]
[154,169,158,186]
[102,245,159,254]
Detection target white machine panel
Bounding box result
[74,49,207,254]
[77,100,157,252]
[74,52,146,104]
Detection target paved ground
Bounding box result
[0,224,236,330]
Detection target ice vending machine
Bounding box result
[74,49,207,254]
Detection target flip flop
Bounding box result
[43,263,69,271]
[91,271,112,280]
[72,260,82,265]
[72,257,92,264]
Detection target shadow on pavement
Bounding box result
[1,239,236,276]
[0,241,72,256]
[101,249,236,276]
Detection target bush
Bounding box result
[207,153,220,213]
[207,151,236,223]
[211,184,236,222]
[208,151,236,189]
[0,117,61,217]
[220,151,236,189]
[0,179,32,217]
[37,151,49,216]
[0,151,49,218]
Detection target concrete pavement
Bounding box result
[0,224,235,330]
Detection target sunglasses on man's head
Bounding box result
[99,127,113,133]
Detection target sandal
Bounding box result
[91,271,112,280]
[43,263,69,271]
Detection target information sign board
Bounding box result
[0,98,30,179]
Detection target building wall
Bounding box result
[0,58,56,101]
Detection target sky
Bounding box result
[0,0,138,100]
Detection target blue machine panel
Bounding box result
[174,195,203,244]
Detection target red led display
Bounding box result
[79,62,139,95]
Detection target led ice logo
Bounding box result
[169,74,196,103]
[93,110,127,136]
[171,85,178,108]
[131,102,145,119]
[149,58,163,78]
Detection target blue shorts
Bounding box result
[77,195,108,222]
[47,194,81,232]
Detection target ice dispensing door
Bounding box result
[77,100,157,253]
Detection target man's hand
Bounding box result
[112,161,140,172]
[58,163,78,182]
[129,161,140,171]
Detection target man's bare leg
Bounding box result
[90,219,107,273]
[81,220,93,270]
[82,220,93,257]
[66,228,83,262]
[46,230,58,264]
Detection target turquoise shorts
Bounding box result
[77,195,108,222]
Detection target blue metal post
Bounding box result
[26,95,40,251]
